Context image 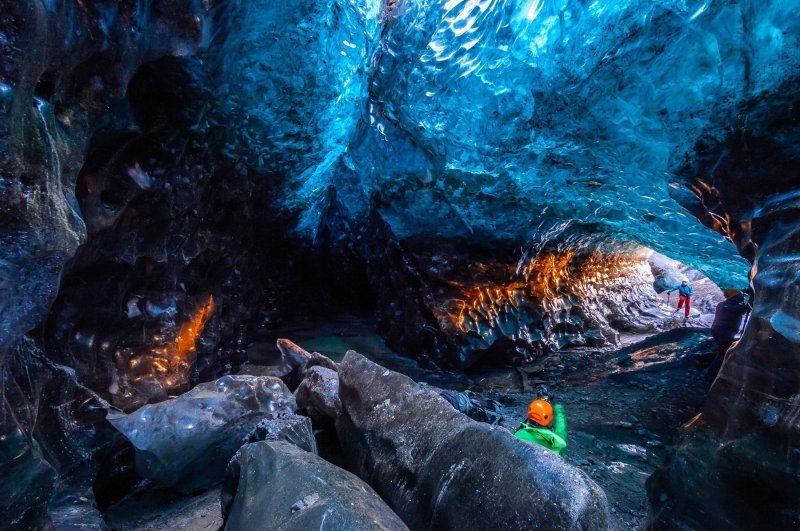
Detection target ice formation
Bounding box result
[1,0,799,528]
[270,0,800,288]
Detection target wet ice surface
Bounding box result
[109,375,296,493]
[262,315,714,530]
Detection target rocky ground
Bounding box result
[262,315,716,531]
[501,328,715,530]
[98,313,716,530]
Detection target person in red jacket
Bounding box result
[668,280,694,320]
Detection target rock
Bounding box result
[603,421,634,429]
[237,362,292,380]
[46,486,107,531]
[616,354,634,366]
[277,338,314,368]
[245,413,318,454]
[335,351,610,530]
[307,351,339,373]
[291,493,320,513]
[92,434,140,511]
[104,486,223,531]
[277,339,338,390]
[221,441,408,530]
[109,375,295,493]
[294,366,341,424]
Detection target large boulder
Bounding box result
[294,365,341,424]
[109,375,295,493]
[221,441,408,530]
[335,351,610,530]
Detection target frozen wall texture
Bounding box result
[0,0,217,353]
[648,79,800,529]
[1,0,799,528]
[297,0,800,288]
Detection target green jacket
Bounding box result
[514,404,567,456]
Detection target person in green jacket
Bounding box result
[514,386,567,456]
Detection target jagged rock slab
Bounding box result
[294,365,341,424]
[335,351,610,530]
[276,339,338,373]
[109,375,295,493]
[221,441,408,530]
[277,338,315,368]
[245,413,318,455]
[277,339,338,390]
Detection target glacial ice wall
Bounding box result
[278,0,800,288]
[221,0,381,188]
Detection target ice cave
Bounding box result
[1,0,799,529]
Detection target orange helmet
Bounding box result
[527,399,554,427]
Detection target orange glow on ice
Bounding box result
[173,295,215,362]
[440,250,645,334]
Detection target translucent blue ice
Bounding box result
[248,0,800,287]
[223,0,381,180]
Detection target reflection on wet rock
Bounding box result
[336,351,610,529]
[221,441,408,530]
[109,375,295,493]
[48,283,216,411]
[341,207,691,369]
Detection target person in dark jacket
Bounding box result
[708,288,753,380]
[668,280,694,320]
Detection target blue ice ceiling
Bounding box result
[226,0,800,287]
